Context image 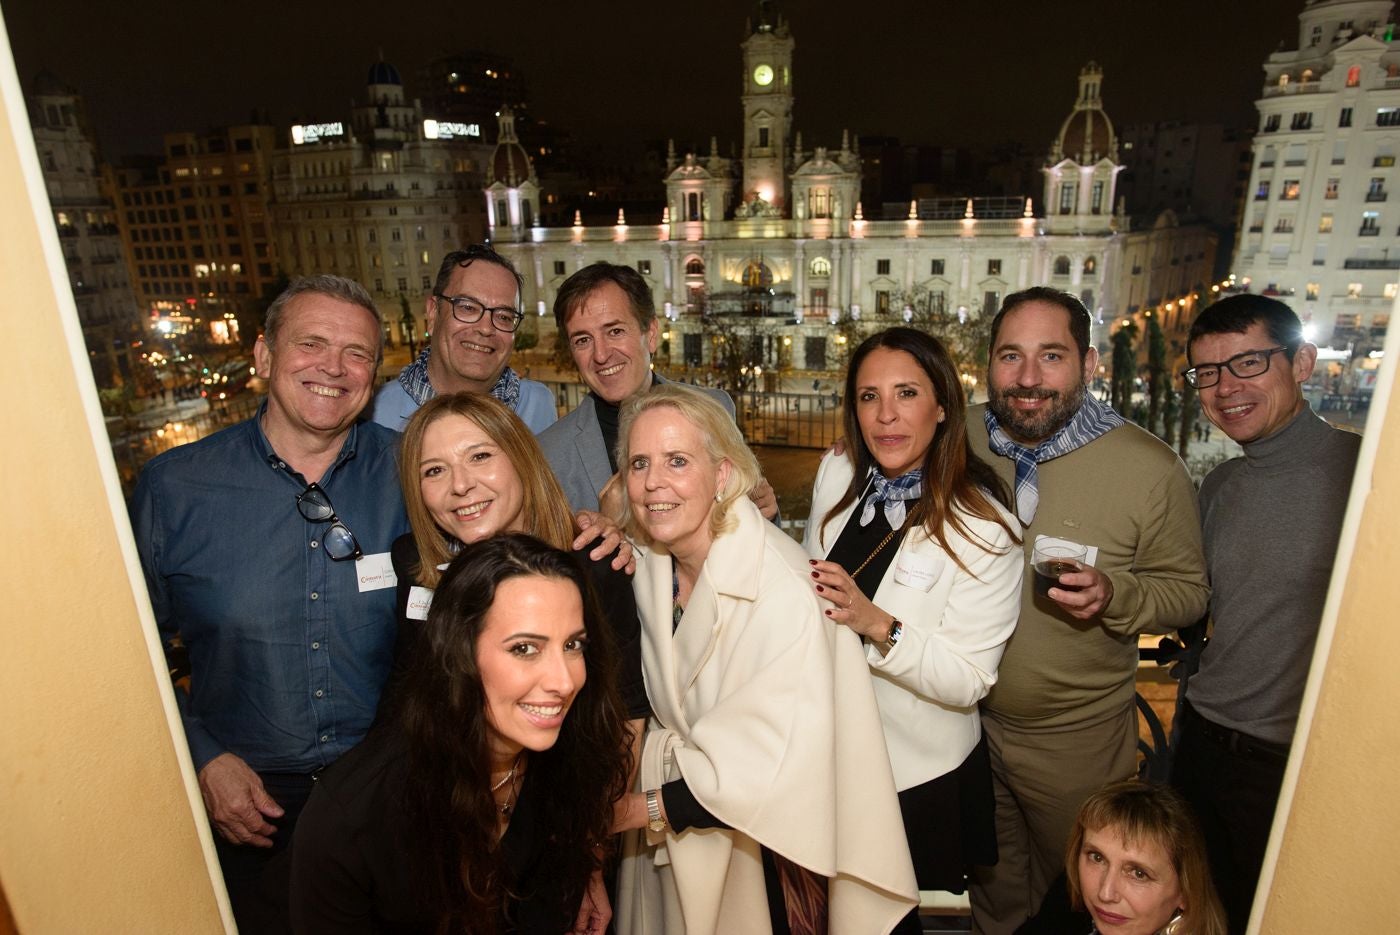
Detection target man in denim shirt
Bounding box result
[131,275,408,932]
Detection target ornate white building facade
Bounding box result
[489,10,1216,373]
[1234,0,1400,378]
[270,62,491,345]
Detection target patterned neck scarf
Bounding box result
[984,394,1125,525]
[859,468,923,529]
[396,346,522,411]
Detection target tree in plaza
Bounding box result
[1177,379,1198,460]
[701,312,778,397]
[1145,314,1168,437]
[891,285,994,383]
[1110,319,1138,418]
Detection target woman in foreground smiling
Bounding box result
[804,327,1022,930]
[611,384,917,935]
[290,534,630,934]
[1065,780,1225,935]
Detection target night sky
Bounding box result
[4,0,1303,162]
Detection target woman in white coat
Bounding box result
[805,327,1024,934]
[612,384,918,935]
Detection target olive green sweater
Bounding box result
[968,405,1210,729]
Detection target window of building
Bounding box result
[554,260,567,276]
[1053,256,1071,276]
[1264,114,1281,132]
[1348,282,1364,297]
[1084,256,1098,275]
[1306,282,1320,300]
[422,276,432,290]
[983,291,1000,316]
[930,259,945,275]
[420,250,430,264]
[1361,211,1381,234]
[1326,178,1340,199]
[685,257,705,275]
[1091,180,1105,214]
[1369,176,1387,199]
[1340,107,1354,128]
[374,278,384,293]
[1256,180,1271,200]
[1291,112,1313,131]
[808,187,831,219]
[1320,214,1334,232]
[1379,108,1400,127]
[875,290,891,315]
[876,258,891,275]
[685,192,701,221]
[810,257,831,277]
[1348,66,1362,86]
[638,260,652,275]
[1059,182,1076,214]
[758,127,770,148]
[368,229,377,243]
[390,228,402,242]
[1275,217,1295,232]
[810,288,828,311]
[1377,154,1397,167]
[1387,283,1400,299]
[988,259,1002,276]
[1281,180,1301,200]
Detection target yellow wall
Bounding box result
[0,12,228,933]
[1253,305,1400,930]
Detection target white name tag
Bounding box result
[355,551,398,593]
[1033,535,1100,566]
[893,550,944,592]
[406,585,434,620]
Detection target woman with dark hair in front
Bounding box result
[290,533,631,934]
[804,327,1023,932]
[378,392,649,732]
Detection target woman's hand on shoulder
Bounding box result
[807,559,893,644]
[574,510,636,575]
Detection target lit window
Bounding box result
[1319,214,1333,232]
[810,257,831,277]
[1325,178,1340,199]
[1386,283,1399,299]
[1280,180,1301,200]
[1306,282,1320,300]
[1348,282,1364,297]
[1348,66,1362,87]
[988,259,1002,276]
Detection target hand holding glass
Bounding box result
[1032,541,1088,599]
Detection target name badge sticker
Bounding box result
[406,586,435,620]
[1032,534,1099,566]
[355,551,398,593]
[893,551,945,592]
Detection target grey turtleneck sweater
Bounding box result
[1187,404,1361,744]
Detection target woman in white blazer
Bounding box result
[805,327,1024,934]
[612,384,918,935]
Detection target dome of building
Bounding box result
[489,109,533,187]
[367,60,402,86]
[1052,62,1118,164]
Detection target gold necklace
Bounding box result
[850,528,900,578]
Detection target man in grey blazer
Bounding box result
[539,262,777,519]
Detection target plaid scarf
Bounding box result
[396,347,522,411]
[859,468,923,529]
[984,395,1124,525]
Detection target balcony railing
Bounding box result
[1366,191,1389,202]
[1343,258,1400,269]
[1359,226,1382,236]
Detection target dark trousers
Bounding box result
[1169,702,1288,935]
[213,771,317,935]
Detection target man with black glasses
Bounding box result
[1172,294,1360,933]
[131,275,408,933]
[370,245,556,433]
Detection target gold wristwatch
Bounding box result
[645,788,667,833]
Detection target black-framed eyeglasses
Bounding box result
[434,293,524,333]
[1181,346,1288,389]
[295,483,363,561]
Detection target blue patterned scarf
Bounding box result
[396,346,522,411]
[859,468,923,529]
[984,395,1124,525]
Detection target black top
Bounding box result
[824,487,902,599]
[289,729,566,934]
[384,533,650,721]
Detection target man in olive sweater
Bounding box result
[967,289,1209,935]
[1172,295,1360,933]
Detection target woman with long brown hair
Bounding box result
[805,326,1024,931]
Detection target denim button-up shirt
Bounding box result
[131,411,408,773]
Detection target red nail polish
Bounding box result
[825,609,833,616]
[811,571,819,578]
[808,559,817,565]
[815,584,824,592]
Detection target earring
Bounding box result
[714,491,722,503]
[1162,910,1184,935]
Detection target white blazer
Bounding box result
[803,451,1024,790]
[618,498,918,935]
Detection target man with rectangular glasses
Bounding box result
[1172,294,1361,932]
[131,275,409,933]
[370,245,556,433]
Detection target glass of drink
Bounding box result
[1032,541,1088,599]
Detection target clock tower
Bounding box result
[740,2,793,213]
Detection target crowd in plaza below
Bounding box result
[130,246,1359,935]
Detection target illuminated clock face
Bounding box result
[753,64,774,87]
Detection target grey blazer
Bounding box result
[538,376,735,513]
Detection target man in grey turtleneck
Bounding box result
[1172,294,1360,933]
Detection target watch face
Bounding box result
[753,64,774,87]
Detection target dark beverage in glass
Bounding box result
[1033,559,1081,598]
